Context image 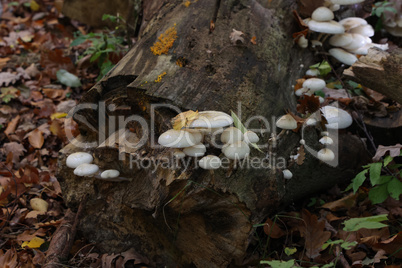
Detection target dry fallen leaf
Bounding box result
[321,192,357,211]
[4,115,20,137]
[374,232,402,259]
[27,129,44,149]
[171,110,199,130]
[264,217,285,239]
[373,144,402,161]
[298,209,331,259]
[3,142,26,163]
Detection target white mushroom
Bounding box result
[339,17,367,31]
[188,111,233,128]
[302,78,326,92]
[349,24,374,37]
[276,114,297,130]
[295,88,309,97]
[329,33,354,47]
[244,131,259,144]
[329,48,358,65]
[173,149,186,159]
[342,34,368,51]
[158,129,197,148]
[306,69,320,76]
[223,141,250,160]
[321,106,353,129]
[221,127,244,144]
[305,118,317,126]
[317,148,335,162]
[66,152,93,168]
[199,155,222,170]
[308,20,345,34]
[298,35,308,48]
[74,163,99,177]
[311,7,334,22]
[101,169,120,179]
[319,136,334,145]
[184,129,203,144]
[283,169,293,179]
[183,144,207,157]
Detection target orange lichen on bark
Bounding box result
[155,72,167,82]
[150,26,178,55]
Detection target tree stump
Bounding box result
[57,0,369,266]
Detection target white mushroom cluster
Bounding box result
[300,1,388,65]
[158,110,261,170]
[66,152,122,180]
[329,17,388,65]
[295,78,326,103]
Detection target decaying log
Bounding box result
[344,48,402,104]
[57,0,369,266]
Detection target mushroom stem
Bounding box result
[317,32,324,42]
[276,129,287,141]
[321,33,330,44]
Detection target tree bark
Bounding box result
[57,0,369,266]
[344,48,402,104]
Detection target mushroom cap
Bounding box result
[331,0,364,5]
[221,127,244,144]
[321,106,353,129]
[349,43,388,55]
[199,155,222,170]
[223,141,250,160]
[329,48,358,65]
[339,17,367,31]
[302,78,326,91]
[311,7,334,22]
[297,35,308,48]
[343,34,368,51]
[173,149,186,159]
[283,169,293,179]
[308,20,345,34]
[276,114,297,130]
[329,4,340,11]
[305,118,317,126]
[101,169,120,179]
[349,24,374,37]
[319,136,334,145]
[188,111,233,128]
[305,69,320,76]
[329,33,354,47]
[295,88,309,97]
[158,129,197,148]
[244,131,259,144]
[317,148,335,162]
[74,163,99,177]
[183,143,207,157]
[66,152,93,168]
[184,129,203,144]
[195,127,223,135]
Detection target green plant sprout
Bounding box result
[371,1,398,31]
[346,149,402,204]
[231,111,263,153]
[70,15,128,80]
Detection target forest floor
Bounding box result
[0,0,401,267]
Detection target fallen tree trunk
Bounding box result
[344,48,402,104]
[57,0,369,266]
